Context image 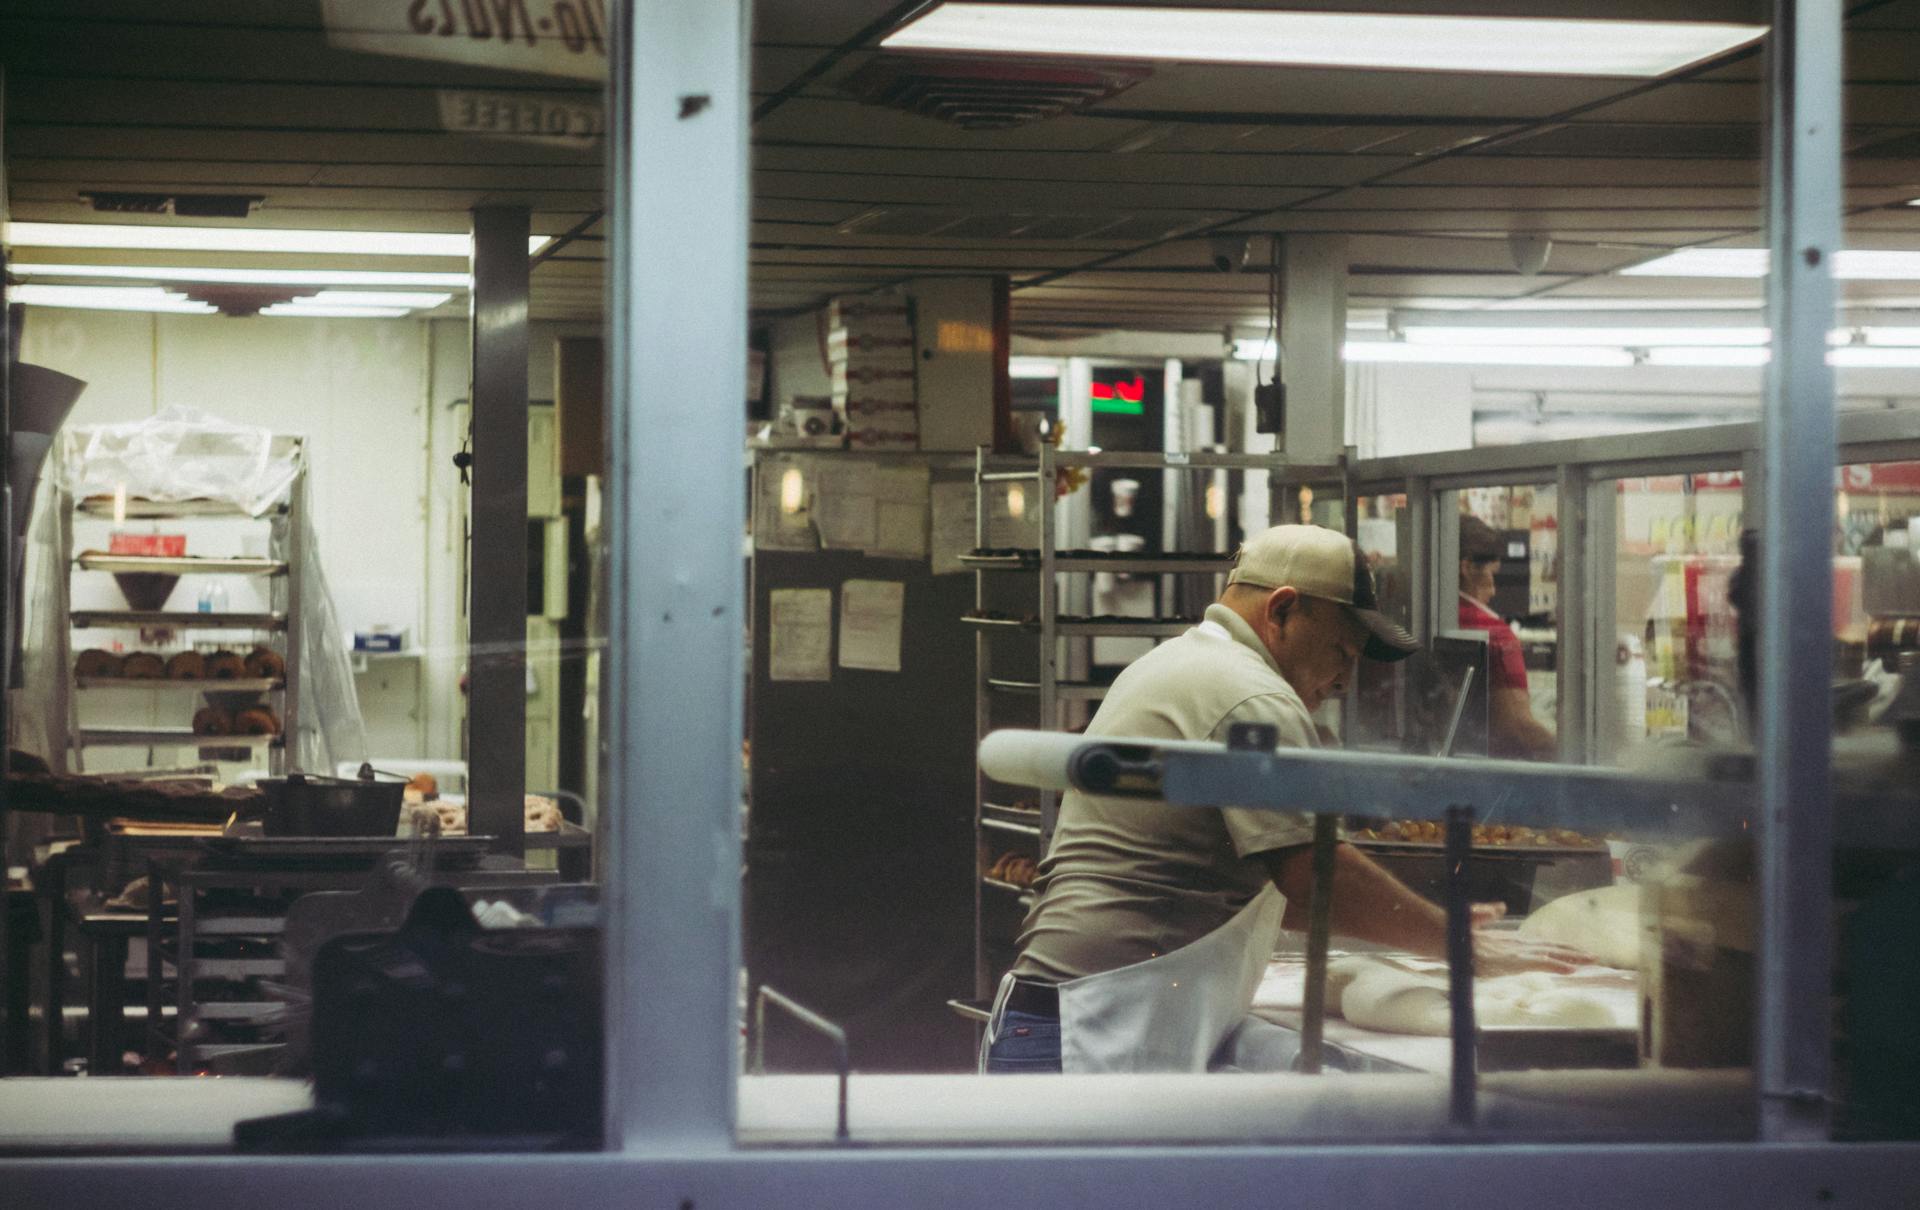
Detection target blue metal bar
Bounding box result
[1757,0,1842,1142]
[604,0,750,1151]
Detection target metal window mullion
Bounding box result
[603,0,749,1152]
[1039,440,1059,844]
[1583,474,1619,764]
[1406,476,1433,646]
[1554,464,1588,765]
[1757,0,1842,1142]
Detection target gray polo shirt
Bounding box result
[1010,602,1320,983]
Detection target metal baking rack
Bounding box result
[53,437,307,779]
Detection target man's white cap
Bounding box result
[1227,524,1419,662]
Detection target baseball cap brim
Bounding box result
[1342,540,1419,663]
[1348,605,1419,663]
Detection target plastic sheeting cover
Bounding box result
[16,407,367,775]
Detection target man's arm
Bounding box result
[1491,686,1557,760]
[1261,841,1591,973]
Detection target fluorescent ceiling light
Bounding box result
[309,290,453,309]
[1478,296,1766,312]
[1009,357,1061,379]
[1622,248,1920,280]
[6,222,548,258]
[261,304,411,319]
[1645,347,1772,368]
[1402,325,1770,347]
[1342,342,1636,368]
[1831,346,1920,368]
[883,3,1765,77]
[1861,327,1920,347]
[12,284,214,314]
[8,262,472,288]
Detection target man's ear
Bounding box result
[1267,585,1300,627]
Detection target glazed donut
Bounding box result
[75,649,124,678]
[120,652,165,680]
[166,650,207,680]
[243,645,286,680]
[203,651,246,680]
[232,706,280,736]
[191,706,233,736]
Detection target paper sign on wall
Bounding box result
[870,465,930,560]
[839,579,904,673]
[813,462,877,551]
[769,587,832,682]
[929,481,977,575]
[753,454,816,552]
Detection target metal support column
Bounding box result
[1757,0,1841,1141]
[468,204,531,858]
[604,0,749,1151]
[1555,464,1589,764]
[1406,476,1433,645]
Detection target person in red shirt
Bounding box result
[1457,514,1557,759]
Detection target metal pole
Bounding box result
[468,204,531,859]
[1296,813,1338,1075]
[1444,804,1476,1130]
[604,0,749,1152]
[1554,464,1588,764]
[1757,0,1841,1141]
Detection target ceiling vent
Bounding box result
[82,191,265,218]
[839,54,1150,130]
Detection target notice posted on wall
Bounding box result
[838,579,905,673]
[929,481,977,575]
[768,587,833,682]
[813,461,876,551]
[870,465,930,561]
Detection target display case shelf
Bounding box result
[76,497,279,520]
[980,876,1036,904]
[71,610,287,631]
[77,553,287,577]
[981,815,1042,839]
[77,728,282,750]
[77,677,284,694]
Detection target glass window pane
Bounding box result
[2,6,612,1151]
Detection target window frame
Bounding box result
[6,0,1920,1198]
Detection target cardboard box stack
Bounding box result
[827,294,918,450]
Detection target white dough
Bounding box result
[1320,956,1637,1036]
[1516,883,1643,970]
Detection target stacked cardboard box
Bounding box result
[827,294,918,450]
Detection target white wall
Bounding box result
[21,307,441,762]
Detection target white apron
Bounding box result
[983,885,1287,1073]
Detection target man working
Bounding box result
[1457,513,1558,760]
[985,524,1588,1074]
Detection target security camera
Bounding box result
[1208,234,1251,273]
[1509,232,1553,276]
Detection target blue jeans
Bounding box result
[984,1007,1062,1074]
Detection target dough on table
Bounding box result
[1516,884,1642,970]
[1321,956,1637,1036]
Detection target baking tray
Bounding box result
[201,835,497,866]
[72,610,287,631]
[1352,839,1606,859]
[78,553,287,576]
[77,677,283,693]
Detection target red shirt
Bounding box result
[1457,594,1529,692]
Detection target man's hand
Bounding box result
[1467,901,1595,973]
[1472,923,1593,976]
